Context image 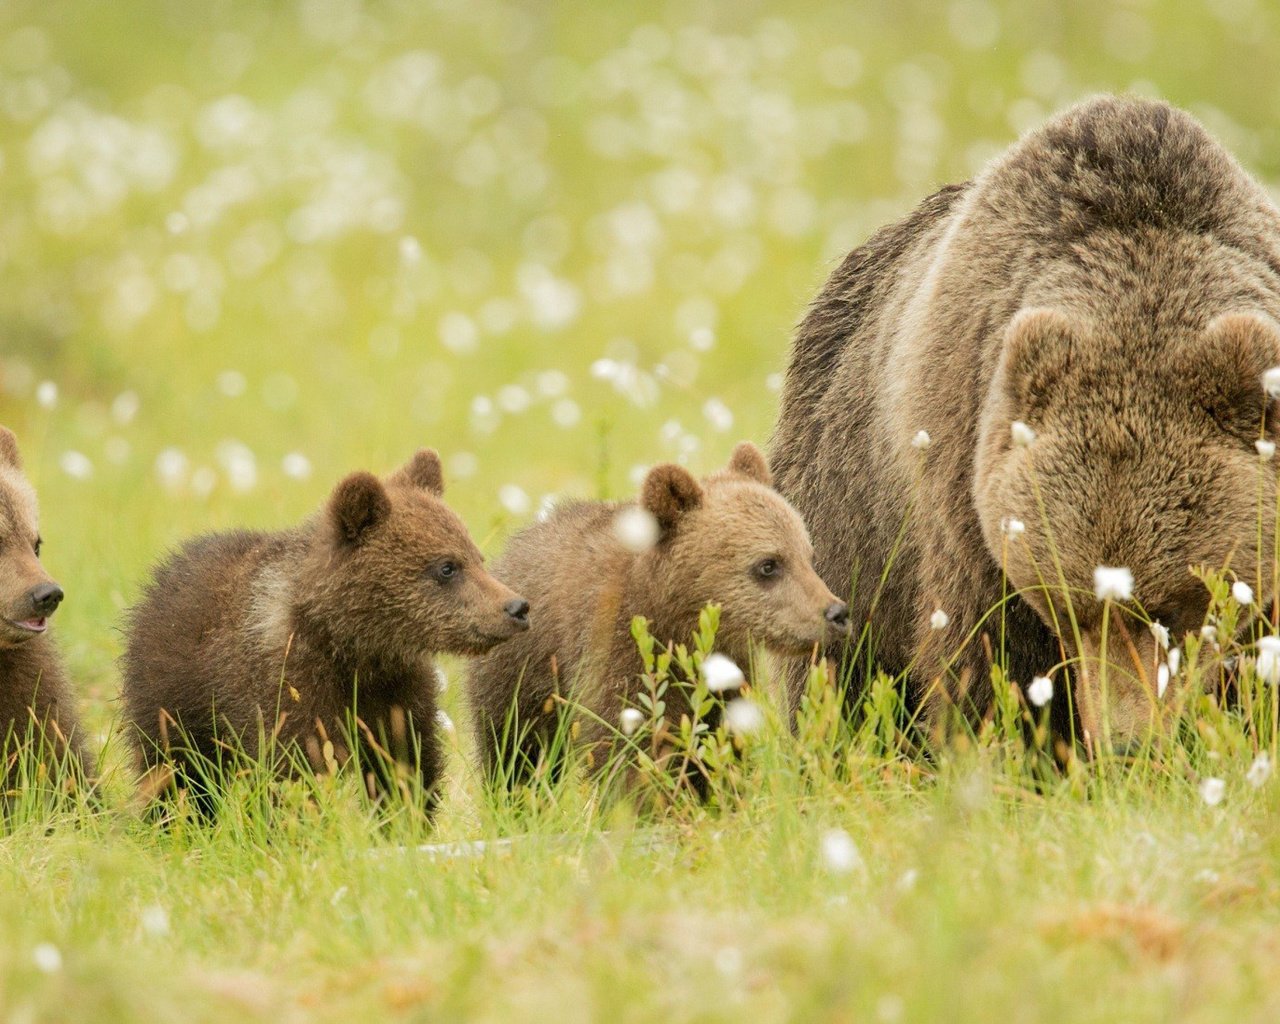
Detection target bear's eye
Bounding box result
[753,557,782,582]
[32,537,41,557]
[429,559,460,584]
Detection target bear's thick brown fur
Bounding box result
[467,442,848,785]
[770,96,1280,751]
[0,427,90,791]
[122,448,529,811]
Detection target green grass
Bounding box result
[4,0,1280,1020]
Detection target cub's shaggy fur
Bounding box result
[0,428,90,790]
[122,449,528,809]
[771,95,1280,749]
[467,442,848,785]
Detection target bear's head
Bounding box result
[635,442,849,657]
[0,428,63,648]
[300,449,529,662]
[975,309,1280,748]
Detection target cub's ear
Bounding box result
[641,463,704,535]
[726,441,772,486]
[329,471,392,546]
[389,448,444,496]
[1185,313,1280,442]
[0,427,21,470]
[998,308,1077,425]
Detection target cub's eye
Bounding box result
[33,538,41,557]
[753,558,781,581]
[429,560,460,583]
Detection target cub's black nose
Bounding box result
[824,601,850,630]
[30,583,63,616]
[504,598,530,624]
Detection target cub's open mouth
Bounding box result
[11,617,48,634]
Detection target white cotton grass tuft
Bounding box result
[1167,647,1181,676]
[1263,366,1280,399]
[1027,674,1053,708]
[1255,636,1280,684]
[1199,777,1225,807]
[703,653,746,693]
[1200,624,1218,644]
[1257,439,1276,461]
[1156,663,1170,699]
[1093,566,1134,602]
[35,380,57,409]
[724,698,764,736]
[1149,621,1170,650]
[619,707,645,737]
[140,905,170,937]
[819,828,863,875]
[281,452,312,480]
[59,451,93,480]
[1247,752,1272,788]
[1232,579,1255,606]
[929,609,949,630]
[911,430,931,451]
[32,942,61,973]
[1001,517,1026,539]
[1010,420,1036,447]
[435,709,455,735]
[613,506,660,553]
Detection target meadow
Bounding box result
[3,0,1280,1020]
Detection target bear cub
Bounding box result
[467,441,849,787]
[0,427,90,792]
[122,448,529,811]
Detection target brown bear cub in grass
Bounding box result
[122,448,529,813]
[770,95,1280,752]
[0,427,90,794]
[467,441,849,788]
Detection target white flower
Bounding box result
[911,430,931,451]
[724,698,764,736]
[32,942,61,973]
[1001,517,1026,539]
[1256,636,1280,684]
[1027,674,1053,707]
[819,828,863,875]
[1200,777,1225,806]
[435,709,455,735]
[1010,421,1036,447]
[1232,580,1255,606]
[929,608,949,630]
[1093,566,1134,602]
[619,707,645,737]
[281,452,312,480]
[1258,439,1276,460]
[613,506,660,553]
[35,380,57,409]
[140,905,170,937]
[1156,663,1170,699]
[702,653,745,693]
[1167,648,1181,676]
[59,451,93,480]
[1247,752,1273,788]
[1263,365,1280,398]
[1149,622,1169,650]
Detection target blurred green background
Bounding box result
[2,0,1279,721]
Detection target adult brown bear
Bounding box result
[770,95,1280,751]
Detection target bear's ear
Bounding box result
[389,448,444,496]
[1182,313,1280,442]
[328,471,392,546]
[641,463,704,536]
[999,308,1077,424]
[0,427,22,470]
[726,441,773,486]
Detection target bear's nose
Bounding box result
[29,582,63,616]
[824,601,850,630]
[504,598,530,625]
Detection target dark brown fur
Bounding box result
[467,442,847,785]
[0,427,90,792]
[770,95,1280,750]
[121,448,528,811]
